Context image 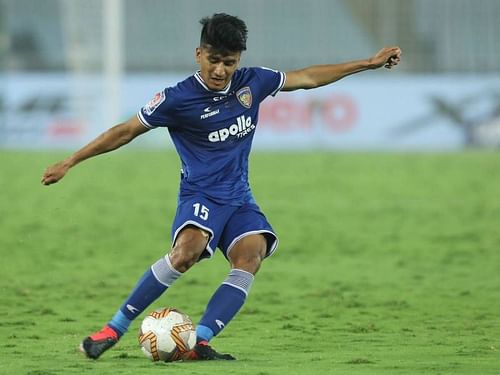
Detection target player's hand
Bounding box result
[41,161,70,185]
[369,46,401,69]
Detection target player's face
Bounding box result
[196,46,241,91]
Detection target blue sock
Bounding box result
[108,256,181,335]
[197,269,254,342]
[108,310,129,337]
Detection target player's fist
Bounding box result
[369,46,401,69]
[41,161,70,185]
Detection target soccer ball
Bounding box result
[138,307,196,362]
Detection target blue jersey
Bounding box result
[137,67,286,205]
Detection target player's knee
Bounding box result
[169,226,209,273]
[169,246,203,273]
[230,252,263,275]
[229,234,267,275]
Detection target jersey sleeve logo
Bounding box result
[236,86,252,109]
[143,91,166,115]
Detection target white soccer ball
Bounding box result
[138,307,196,362]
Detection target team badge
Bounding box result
[143,91,166,115]
[236,87,252,109]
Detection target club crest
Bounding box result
[236,87,252,109]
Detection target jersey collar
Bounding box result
[194,71,232,94]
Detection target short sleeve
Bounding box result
[137,89,173,129]
[253,67,286,100]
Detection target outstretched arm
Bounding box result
[41,115,149,185]
[282,46,401,91]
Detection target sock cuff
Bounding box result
[151,255,182,287]
[222,268,254,296]
[196,324,215,342]
[165,255,182,276]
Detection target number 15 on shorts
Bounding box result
[193,203,209,220]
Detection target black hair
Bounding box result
[199,13,248,54]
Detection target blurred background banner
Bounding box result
[3,73,500,150]
[1,0,500,150]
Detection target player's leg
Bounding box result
[81,226,209,359]
[192,204,278,359]
[195,234,267,342]
[183,234,267,361]
[109,226,209,332]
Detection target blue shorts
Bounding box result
[171,195,278,260]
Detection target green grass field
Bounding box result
[1,150,499,375]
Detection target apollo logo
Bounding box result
[208,115,256,142]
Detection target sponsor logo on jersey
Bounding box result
[200,106,220,119]
[236,86,252,109]
[208,115,255,142]
[212,90,234,102]
[143,91,166,115]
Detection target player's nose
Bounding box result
[213,63,225,77]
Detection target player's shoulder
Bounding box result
[168,74,198,96]
[232,67,282,88]
[238,66,281,76]
[159,74,201,108]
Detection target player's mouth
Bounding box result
[210,77,226,88]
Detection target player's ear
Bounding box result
[195,48,201,64]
